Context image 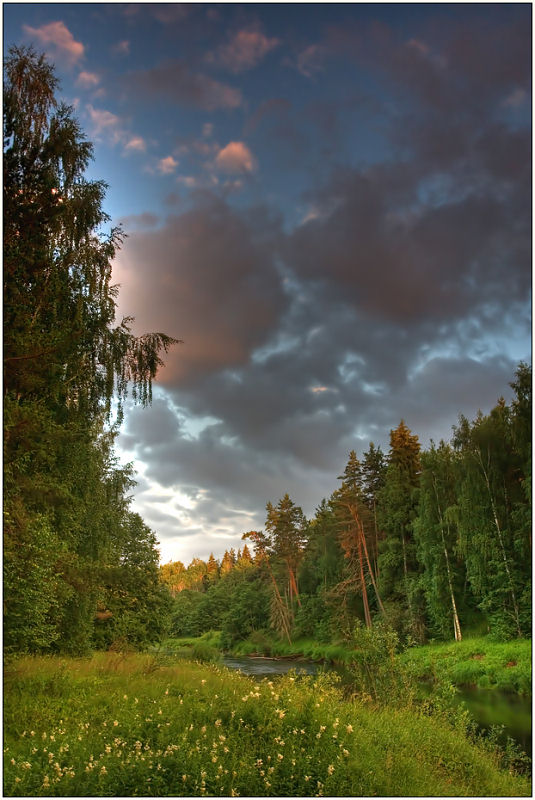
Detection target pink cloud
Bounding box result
[158,155,179,174]
[215,141,257,174]
[76,71,100,89]
[208,28,280,73]
[23,21,84,65]
[124,136,147,153]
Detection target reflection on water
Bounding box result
[222,655,320,677]
[457,685,532,754]
[222,655,532,755]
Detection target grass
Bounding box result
[3,652,531,796]
[398,637,532,695]
[232,636,356,664]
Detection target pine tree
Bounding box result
[377,421,425,641]
[332,452,384,628]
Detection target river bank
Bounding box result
[160,632,532,695]
[3,652,531,796]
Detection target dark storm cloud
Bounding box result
[113,193,287,384]
[109,6,530,560]
[124,60,242,110]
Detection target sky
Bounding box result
[4,2,532,565]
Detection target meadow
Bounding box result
[3,652,531,797]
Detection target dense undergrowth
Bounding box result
[4,653,531,797]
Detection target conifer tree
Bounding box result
[377,421,425,640]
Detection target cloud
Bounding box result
[119,212,159,232]
[86,105,123,143]
[112,194,287,385]
[208,28,280,73]
[124,60,242,111]
[85,105,146,155]
[215,142,257,174]
[112,39,130,56]
[76,71,100,89]
[124,135,147,153]
[158,155,179,174]
[503,87,527,108]
[23,20,84,65]
[296,44,328,78]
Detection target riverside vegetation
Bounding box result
[3,653,531,797]
[3,48,532,798]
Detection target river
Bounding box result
[222,655,532,755]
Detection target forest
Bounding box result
[3,47,532,798]
[161,370,531,651]
[4,46,532,658]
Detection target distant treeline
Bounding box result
[161,364,531,648]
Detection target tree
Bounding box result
[452,391,531,638]
[361,442,387,577]
[265,494,307,605]
[377,421,425,641]
[3,47,179,653]
[414,442,465,641]
[331,452,384,629]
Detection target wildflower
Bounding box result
[343,749,349,757]
[43,776,50,788]
[305,775,310,782]
[201,679,206,685]
[182,775,187,782]
[31,747,37,754]
[21,762,32,770]
[275,708,286,719]
[100,766,107,775]
[346,724,353,733]
[105,745,112,754]
[165,689,169,695]
[14,778,21,784]
[215,719,222,727]
[277,753,284,760]
[327,764,335,775]
[10,758,15,765]
[113,720,119,726]
[30,731,35,737]
[134,698,138,704]
[123,694,128,700]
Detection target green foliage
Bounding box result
[3,654,530,797]
[347,621,418,705]
[3,47,177,655]
[398,637,532,695]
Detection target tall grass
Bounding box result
[3,653,530,796]
[398,637,532,694]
